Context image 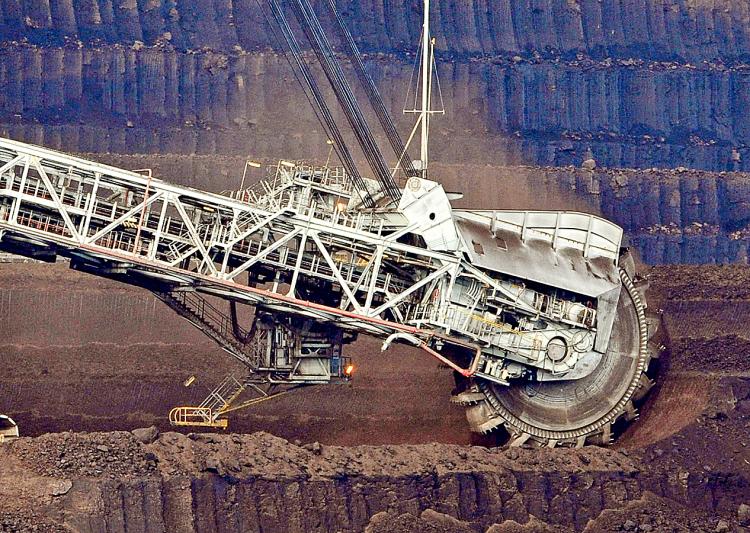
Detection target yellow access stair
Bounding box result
[169,375,246,429]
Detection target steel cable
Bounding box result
[324,0,417,184]
[258,0,376,207]
[289,0,402,202]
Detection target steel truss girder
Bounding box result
[0,137,598,380]
[0,140,453,340]
[0,139,458,320]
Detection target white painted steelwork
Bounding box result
[420,0,431,171]
[0,415,18,442]
[0,0,654,445]
[0,135,620,388]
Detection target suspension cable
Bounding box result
[323,0,417,183]
[289,0,402,202]
[259,0,375,207]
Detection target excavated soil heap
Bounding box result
[0,429,747,533]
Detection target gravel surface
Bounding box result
[8,431,157,479]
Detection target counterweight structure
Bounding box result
[0,136,658,446]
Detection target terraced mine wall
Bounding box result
[1,431,747,533]
[67,462,745,533]
[4,0,750,61]
[4,1,750,172]
[2,44,750,171]
[0,432,743,532]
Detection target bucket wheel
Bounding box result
[456,263,661,448]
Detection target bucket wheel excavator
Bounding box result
[0,0,661,447]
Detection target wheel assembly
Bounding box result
[459,267,661,447]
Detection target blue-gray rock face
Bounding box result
[3,1,750,172]
[4,0,750,63]
[2,45,750,172]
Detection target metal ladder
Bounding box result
[168,375,247,429]
[154,290,255,368]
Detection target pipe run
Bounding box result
[382,332,481,377]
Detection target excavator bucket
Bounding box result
[0,415,19,442]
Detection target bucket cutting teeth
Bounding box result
[508,433,531,448]
[597,424,613,446]
[633,374,655,402]
[633,278,650,307]
[465,402,505,434]
[461,259,661,448]
[622,401,639,422]
[450,387,486,406]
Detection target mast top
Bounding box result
[403,0,443,180]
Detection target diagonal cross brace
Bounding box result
[173,198,219,277]
[310,232,365,314]
[226,209,288,248]
[34,159,82,242]
[86,190,164,245]
[370,263,453,318]
[0,154,24,180]
[226,227,302,281]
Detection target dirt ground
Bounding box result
[0,262,470,445]
[0,262,749,532]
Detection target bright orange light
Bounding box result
[344,364,355,377]
[335,199,348,212]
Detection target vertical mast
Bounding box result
[420,0,431,177]
[402,0,442,182]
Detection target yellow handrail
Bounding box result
[168,407,228,429]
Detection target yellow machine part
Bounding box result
[168,407,229,429]
[168,391,291,429]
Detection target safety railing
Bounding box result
[168,407,228,429]
[169,291,249,342]
[199,375,246,413]
[15,209,70,237]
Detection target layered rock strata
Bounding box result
[5,0,750,63]
[0,431,746,532]
[2,44,750,171]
